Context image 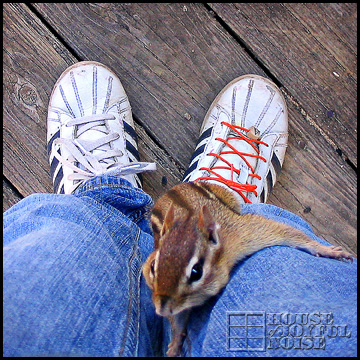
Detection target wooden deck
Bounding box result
[3,3,357,255]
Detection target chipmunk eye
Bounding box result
[189,262,203,283]
[150,259,155,276]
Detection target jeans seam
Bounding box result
[118,226,141,356]
[134,247,142,356]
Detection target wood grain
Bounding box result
[2,3,182,210]
[32,3,269,167]
[3,3,72,196]
[3,179,22,212]
[209,3,357,166]
[136,123,183,201]
[3,3,356,254]
[271,96,357,254]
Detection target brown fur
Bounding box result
[142,181,354,356]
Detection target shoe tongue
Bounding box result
[211,134,258,184]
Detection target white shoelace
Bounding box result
[52,114,156,193]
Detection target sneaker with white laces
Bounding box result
[47,61,156,194]
[182,74,288,204]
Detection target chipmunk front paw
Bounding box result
[315,245,354,263]
[166,340,183,357]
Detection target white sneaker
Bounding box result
[183,74,288,204]
[47,61,156,194]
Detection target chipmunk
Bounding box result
[142,181,354,357]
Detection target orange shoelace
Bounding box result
[195,122,268,203]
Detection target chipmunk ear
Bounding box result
[198,205,220,245]
[161,202,175,237]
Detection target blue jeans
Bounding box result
[3,176,357,356]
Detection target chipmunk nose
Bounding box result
[160,295,170,308]
[155,295,172,316]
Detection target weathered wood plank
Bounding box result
[284,3,357,81]
[135,123,183,201]
[32,3,268,168]
[271,96,357,254]
[209,3,357,166]
[3,3,71,196]
[3,179,23,212]
[4,4,356,253]
[31,3,357,253]
[2,3,181,202]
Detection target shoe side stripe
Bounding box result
[231,87,237,124]
[182,127,213,182]
[103,76,113,113]
[50,152,60,180]
[123,121,138,143]
[135,173,143,188]
[53,166,63,194]
[126,140,140,161]
[255,86,275,128]
[189,143,206,164]
[240,79,254,127]
[197,126,213,145]
[92,66,97,114]
[110,98,130,115]
[59,85,76,118]
[182,160,198,181]
[47,129,60,155]
[271,152,282,179]
[266,169,273,195]
[261,108,283,137]
[48,110,62,124]
[260,189,265,203]
[70,71,84,117]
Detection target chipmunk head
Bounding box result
[143,203,225,317]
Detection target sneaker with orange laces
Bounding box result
[182,74,288,204]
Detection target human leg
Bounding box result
[3,61,161,356]
[3,176,162,356]
[185,203,357,356]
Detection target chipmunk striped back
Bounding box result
[142,181,353,357]
[150,181,241,248]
